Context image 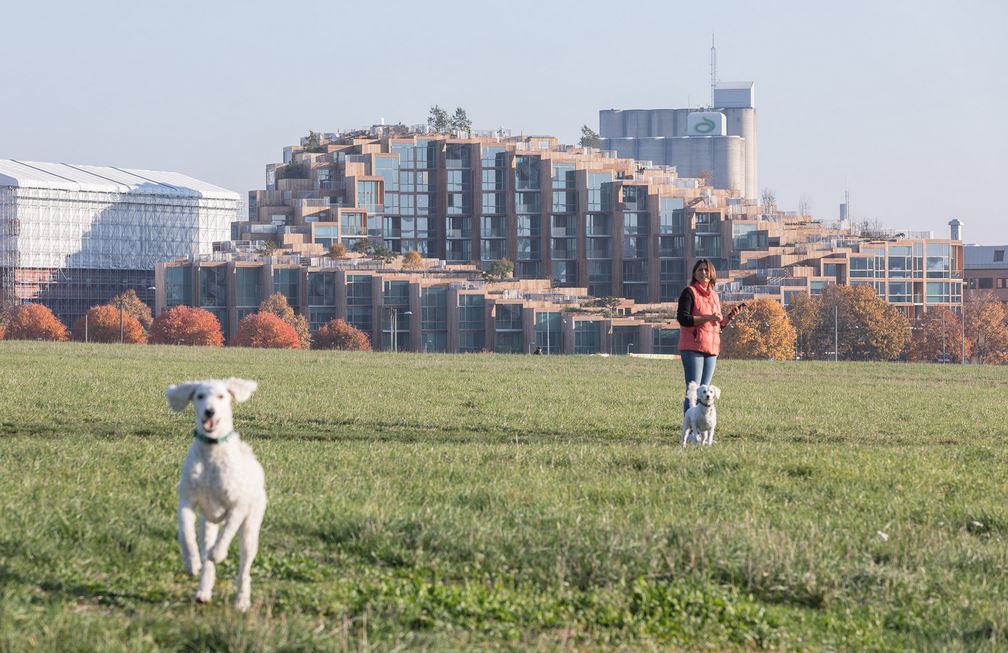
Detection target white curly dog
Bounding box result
[681,381,721,446]
[166,378,266,611]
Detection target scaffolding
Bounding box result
[0,161,238,325]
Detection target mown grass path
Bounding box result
[0,342,1005,651]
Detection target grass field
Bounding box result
[0,341,1005,652]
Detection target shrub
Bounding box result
[72,305,147,344]
[313,319,372,351]
[108,289,153,330]
[5,304,69,342]
[149,306,224,346]
[402,251,423,270]
[233,312,300,349]
[259,293,311,348]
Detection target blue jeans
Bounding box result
[681,350,717,413]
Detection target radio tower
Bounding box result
[710,33,717,108]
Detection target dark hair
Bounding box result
[691,259,717,287]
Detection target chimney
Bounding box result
[948,218,962,241]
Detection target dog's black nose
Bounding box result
[204,408,215,418]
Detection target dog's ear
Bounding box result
[712,386,721,400]
[166,383,197,412]
[225,378,258,403]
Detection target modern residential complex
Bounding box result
[1,160,238,324]
[599,82,758,200]
[155,254,679,355]
[242,128,739,304]
[230,127,962,324]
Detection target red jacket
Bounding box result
[678,282,722,356]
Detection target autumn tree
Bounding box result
[313,318,372,351]
[908,308,971,363]
[964,291,1008,364]
[149,306,224,346]
[812,285,910,361]
[721,298,796,360]
[5,304,69,342]
[233,312,301,349]
[402,250,423,270]
[72,305,147,344]
[786,292,823,360]
[108,289,153,330]
[259,293,311,348]
[328,242,347,259]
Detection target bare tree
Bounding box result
[760,188,777,216]
[799,194,811,217]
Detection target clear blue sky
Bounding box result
[3,0,1005,243]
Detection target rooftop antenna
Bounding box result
[710,33,717,108]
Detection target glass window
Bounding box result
[459,294,485,331]
[383,280,410,306]
[308,271,337,306]
[694,212,720,234]
[166,266,192,307]
[346,274,373,306]
[574,322,600,354]
[481,239,507,262]
[586,237,611,259]
[534,311,562,354]
[421,287,447,330]
[622,186,647,211]
[199,266,227,307]
[272,268,299,308]
[694,234,721,258]
[660,235,684,258]
[495,304,523,331]
[653,328,680,354]
[551,163,576,189]
[236,267,261,307]
[515,156,541,190]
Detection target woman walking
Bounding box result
[676,259,745,413]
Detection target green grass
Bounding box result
[0,341,1005,652]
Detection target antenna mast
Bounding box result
[710,33,717,107]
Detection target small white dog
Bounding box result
[681,381,721,446]
[166,377,266,611]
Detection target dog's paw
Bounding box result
[195,589,213,604]
[234,595,251,612]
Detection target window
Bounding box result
[979,277,994,289]
[574,322,600,354]
[994,250,1005,262]
[308,271,337,306]
[199,266,227,307]
[272,269,299,308]
[534,312,562,355]
[236,267,262,307]
[421,287,447,330]
[346,275,372,306]
[694,213,720,234]
[166,266,192,307]
[653,328,679,354]
[459,295,485,331]
[495,304,523,331]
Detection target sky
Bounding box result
[2,0,1005,243]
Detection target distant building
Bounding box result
[156,254,679,355]
[964,243,1008,302]
[0,160,238,325]
[599,82,758,200]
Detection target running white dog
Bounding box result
[681,381,721,446]
[166,378,266,611]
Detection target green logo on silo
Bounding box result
[695,117,716,134]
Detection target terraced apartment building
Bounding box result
[240,127,737,305]
[154,254,679,355]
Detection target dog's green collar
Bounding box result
[193,429,234,445]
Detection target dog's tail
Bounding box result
[685,381,698,408]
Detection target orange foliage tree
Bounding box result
[149,306,225,346]
[721,298,796,360]
[233,312,301,349]
[908,308,971,363]
[402,250,423,270]
[5,304,70,341]
[313,319,372,351]
[811,285,910,361]
[72,305,147,344]
[259,293,311,349]
[108,289,153,330]
[786,292,822,360]
[964,291,1008,364]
